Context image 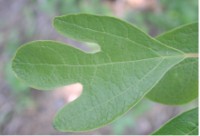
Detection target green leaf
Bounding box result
[147,23,198,105]
[152,108,198,135]
[12,14,189,131]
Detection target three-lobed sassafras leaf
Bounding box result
[147,23,198,105]
[152,108,198,135]
[12,14,197,132]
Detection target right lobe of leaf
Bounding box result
[152,108,198,135]
[147,23,198,105]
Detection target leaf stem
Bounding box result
[185,53,198,58]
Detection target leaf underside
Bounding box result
[152,108,198,135]
[12,14,195,132]
[147,23,198,105]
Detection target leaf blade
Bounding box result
[147,23,198,105]
[152,108,198,135]
[12,14,185,131]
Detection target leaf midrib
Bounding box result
[15,55,190,68]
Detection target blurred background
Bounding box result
[0,0,198,135]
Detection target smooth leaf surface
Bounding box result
[12,14,187,131]
[152,108,198,135]
[147,23,198,105]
